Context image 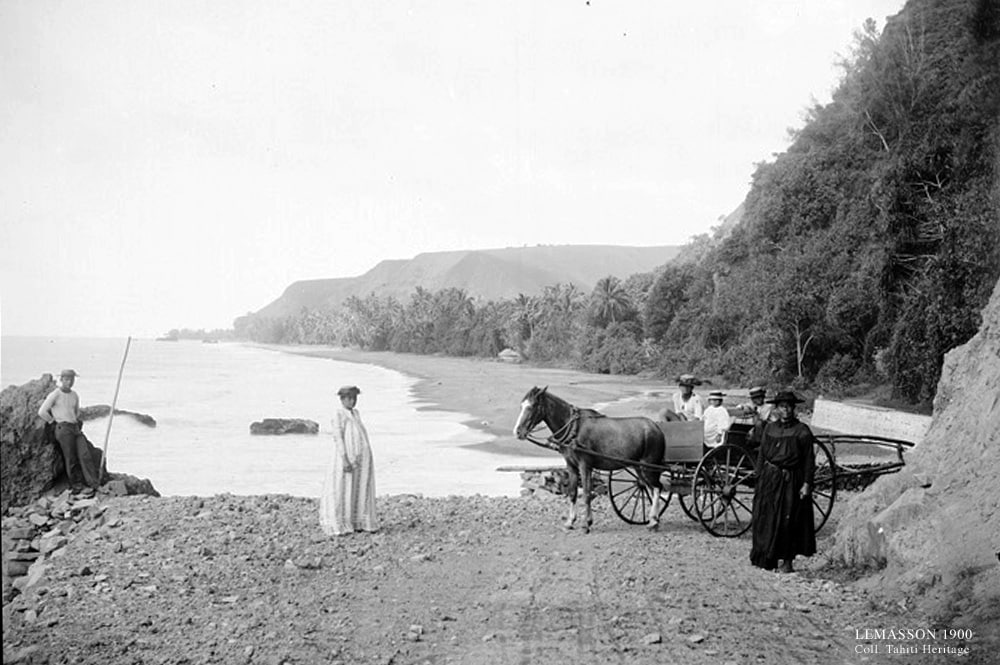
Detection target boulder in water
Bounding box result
[79,405,156,428]
[249,418,320,435]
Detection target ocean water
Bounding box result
[1,337,539,498]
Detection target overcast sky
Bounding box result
[1,0,903,338]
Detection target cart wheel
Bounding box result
[676,493,698,521]
[812,439,836,534]
[608,467,671,525]
[692,444,756,537]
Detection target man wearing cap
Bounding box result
[748,390,816,573]
[38,370,100,494]
[702,391,732,448]
[319,385,378,536]
[668,374,704,421]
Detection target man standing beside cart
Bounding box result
[748,390,816,573]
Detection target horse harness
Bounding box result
[524,405,595,454]
[524,401,667,472]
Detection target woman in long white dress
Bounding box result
[319,385,378,536]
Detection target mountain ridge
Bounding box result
[253,244,681,318]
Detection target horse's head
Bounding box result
[513,386,548,439]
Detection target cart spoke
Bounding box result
[608,468,657,526]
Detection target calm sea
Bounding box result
[0,337,536,498]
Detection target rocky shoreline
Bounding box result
[6,490,975,665]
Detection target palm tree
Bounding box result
[590,276,633,327]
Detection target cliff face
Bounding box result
[831,276,1000,634]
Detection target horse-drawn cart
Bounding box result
[513,386,914,537]
[606,419,837,538]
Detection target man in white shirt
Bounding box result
[38,369,99,494]
[668,374,704,421]
[703,390,732,447]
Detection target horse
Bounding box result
[513,386,666,533]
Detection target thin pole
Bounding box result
[101,336,132,479]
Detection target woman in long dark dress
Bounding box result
[749,390,816,573]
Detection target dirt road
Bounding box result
[7,491,984,665]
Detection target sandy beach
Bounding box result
[260,345,700,457]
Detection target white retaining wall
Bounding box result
[811,398,931,444]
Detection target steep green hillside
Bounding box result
[645,0,1000,403]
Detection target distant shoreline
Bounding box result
[254,344,686,460]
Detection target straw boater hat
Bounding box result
[60,369,79,378]
[708,390,725,401]
[748,386,766,398]
[766,390,804,405]
[337,385,361,397]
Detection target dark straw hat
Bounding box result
[337,385,361,397]
[766,390,804,405]
[677,373,702,387]
[60,369,79,378]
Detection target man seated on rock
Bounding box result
[37,369,100,494]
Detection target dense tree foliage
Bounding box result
[234,0,999,407]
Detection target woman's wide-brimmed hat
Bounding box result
[766,390,804,405]
[677,373,702,387]
[337,385,361,397]
[708,390,725,400]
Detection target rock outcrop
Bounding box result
[249,418,319,435]
[1,375,160,514]
[1,376,68,512]
[831,276,1000,636]
[78,405,157,428]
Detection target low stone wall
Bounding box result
[811,399,931,443]
[2,490,117,628]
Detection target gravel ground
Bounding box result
[6,490,987,665]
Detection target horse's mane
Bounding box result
[537,388,606,419]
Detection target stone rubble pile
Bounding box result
[518,468,608,497]
[1,488,124,626]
